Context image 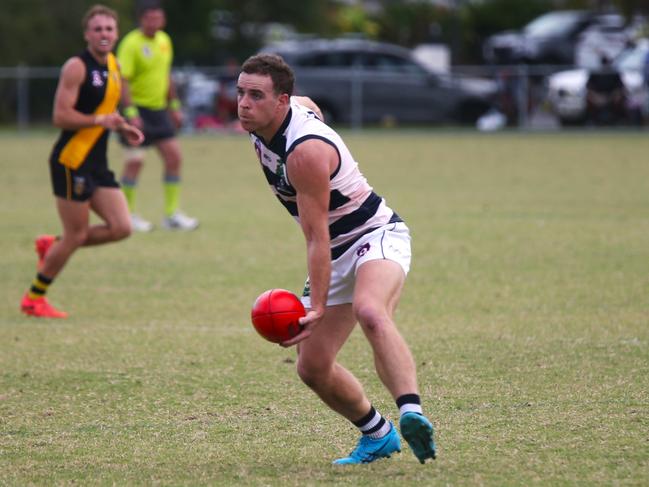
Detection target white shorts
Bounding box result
[301,221,411,308]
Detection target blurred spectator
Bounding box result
[644,48,649,123]
[194,58,243,133]
[585,54,627,125]
[495,68,520,126]
[645,47,649,90]
[216,58,240,125]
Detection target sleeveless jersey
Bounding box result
[50,50,121,170]
[250,99,402,259]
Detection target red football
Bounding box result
[251,289,306,343]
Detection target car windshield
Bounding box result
[294,49,429,75]
[524,12,584,37]
[614,44,649,71]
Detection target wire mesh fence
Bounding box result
[0,63,646,131]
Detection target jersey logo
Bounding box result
[73,176,86,196]
[142,45,152,57]
[273,157,295,197]
[356,243,371,257]
[91,70,104,87]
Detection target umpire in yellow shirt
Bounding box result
[118,0,198,231]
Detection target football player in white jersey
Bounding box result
[237,54,435,465]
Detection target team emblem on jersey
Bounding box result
[73,176,86,196]
[91,70,104,87]
[356,243,371,257]
[273,158,295,196]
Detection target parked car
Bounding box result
[546,39,649,125]
[483,10,625,65]
[575,14,647,68]
[260,38,497,125]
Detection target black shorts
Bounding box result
[49,158,119,202]
[120,106,176,147]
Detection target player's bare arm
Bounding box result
[118,76,143,129]
[167,75,184,128]
[53,57,125,131]
[280,139,338,346]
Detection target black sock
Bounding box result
[352,405,392,439]
[28,273,53,299]
[396,393,423,416]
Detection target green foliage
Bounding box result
[1,130,649,484]
[376,2,449,46]
[1,0,647,67]
[0,0,134,65]
[459,0,553,62]
[164,0,333,64]
[335,5,381,38]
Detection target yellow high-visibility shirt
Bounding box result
[117,29,173,110]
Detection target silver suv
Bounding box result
[261,38,497,125]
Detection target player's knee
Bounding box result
[111,221,131,241]
[354,304,390,336]
[165,156,181,172]
[124,148,145,166]
[296,356,331,388]
[63,229,88,248]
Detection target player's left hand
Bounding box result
[169,109,184,129]
[119,123,145,146]
[280,308,323,347]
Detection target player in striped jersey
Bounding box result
[238,54,436,465]
[20,5,143,319]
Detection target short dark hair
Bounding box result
[82,4,118,31]
[241,54,294,96]
[136,0,163,18]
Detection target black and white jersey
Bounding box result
[249,98,402,259]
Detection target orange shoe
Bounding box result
[35,235,56,269]
[20,293,68,318]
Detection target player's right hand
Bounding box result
[280,308,323,347]
[95,112,125,130]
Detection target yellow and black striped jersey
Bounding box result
[50,50,121,170]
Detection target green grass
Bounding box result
[1,130,648,485]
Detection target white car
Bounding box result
[575,14,647,68]
[547,38,648,125]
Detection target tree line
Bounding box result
[1,0,647,67]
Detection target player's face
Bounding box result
[139,9,166,37]
[237,72,289,136]
[84,15,118,56]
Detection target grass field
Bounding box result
[1,130,648,485]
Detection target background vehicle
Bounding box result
[483,10,625,65]
[547,39,649,126]
[261,38,497,125]
[575,14,647,68]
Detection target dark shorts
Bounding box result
[49,158,119,202]
[120,106,176,147]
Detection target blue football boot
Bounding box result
[399,412,436,463]
[333,422,401,465]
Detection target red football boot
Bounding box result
[20,293,68,319]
